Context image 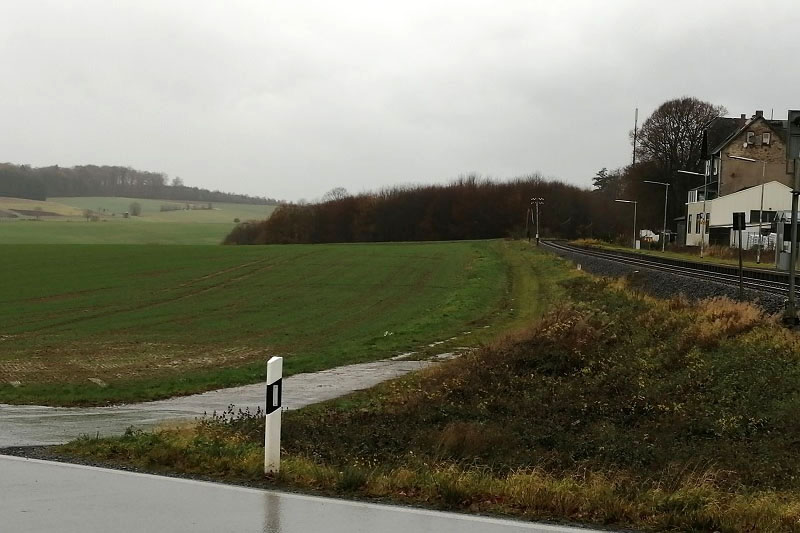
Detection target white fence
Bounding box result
[744,232,776,251]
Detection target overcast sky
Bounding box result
[2,1,798,201]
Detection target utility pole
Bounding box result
[702,160,709,258]
[531,198,544,245]
[739,227,744,300]
[787,111,800,323]
[644,180,669,252]
[733,212,746,300]
[788,160,799,321]
[758,180,764,263]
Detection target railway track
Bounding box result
[541,240,796,299]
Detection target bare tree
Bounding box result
[633,96,726,173]
[626,97,726,228]
[322,187,349,202]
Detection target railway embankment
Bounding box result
[543,241,787,314]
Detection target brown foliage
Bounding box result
[225,174,633,244]
[687,296,763,348]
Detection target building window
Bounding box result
[696,213,702,234]
[747,131,755,144]
[688,190,697,203]
[688,214,692,234]
[763,132,771,145]
[705,213,710,233]
[750,210,778,223]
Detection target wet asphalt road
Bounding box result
[0,359,430,447]
[1,456,604,533]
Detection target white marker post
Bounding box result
[264,356,283,474]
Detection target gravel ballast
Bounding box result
[545,245,786,314]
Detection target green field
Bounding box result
[0,196,277,244]
[0,220,235,245]
[52,197,276,223]
[0,240,521,405]
[62,267,800,532]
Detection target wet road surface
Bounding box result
[0,359,430,447]
[1,456,604,533]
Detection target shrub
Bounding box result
[336,466,368,492]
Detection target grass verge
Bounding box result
[58,256,800,531]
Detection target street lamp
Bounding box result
[678,161,710,258]
[728,155,767,263]
[643,180,670,252]
[531,197,544,245]
[615,199,638,248]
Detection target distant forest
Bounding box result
[225,174,633,244]
[0,163,278,205]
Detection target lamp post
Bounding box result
[643,180,670,252]
[615,199,638,248]
[728,155,767,263]
[679,162,710,258]
[531,197,544,245]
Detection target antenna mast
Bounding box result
[632,107,639,165]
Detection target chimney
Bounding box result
[755,110,764,118]
[740,113,747,119]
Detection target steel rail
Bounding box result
[541,240,795,298]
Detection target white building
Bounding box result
[684,110,793,249]
[686,181,791,247]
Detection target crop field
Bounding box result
[0,240,517,405]
[0,220,236,245]
[0,197,277,245]
[0,196,85,218]
[51,197,277,223]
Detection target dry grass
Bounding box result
[61,425,800,532]
[0,196,84,217]
[434,422,514,459]
[571,238,608,248]
[689,296,764,347]
[58,274,800,532]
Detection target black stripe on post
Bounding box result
[266,378,282,414]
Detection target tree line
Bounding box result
[592,96,726,231]
[224,174,637,245]
[0,163,278,205]
[226,96,726,245]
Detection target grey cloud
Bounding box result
[1,1,799,200]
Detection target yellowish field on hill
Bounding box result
[51,197,276,223]
[0,197,84,217]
